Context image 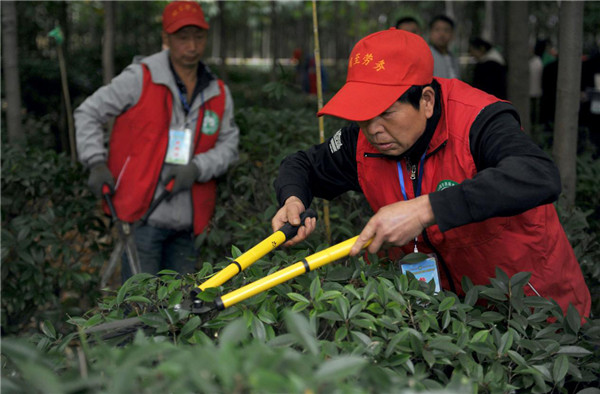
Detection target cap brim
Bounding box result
[317,81,411,121]
[165,18,209,34]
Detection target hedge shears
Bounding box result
[85,209,372,341]
[185,212,372,314]
[100,180,174,288]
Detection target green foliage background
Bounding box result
[2,66,600,392]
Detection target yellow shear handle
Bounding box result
[215,236,372,310]
[198,209,317,291]
[198,232,287,291]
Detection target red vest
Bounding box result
[356,78,591,317]
[106,65,225,235]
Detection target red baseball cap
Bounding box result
[162,1,209,34]
[318,28,433,121]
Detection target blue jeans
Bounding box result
[121,225,198,282]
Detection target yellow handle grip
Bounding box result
[216,236,372,310]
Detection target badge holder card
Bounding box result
[165,128,192,165]
[399,252,441,293]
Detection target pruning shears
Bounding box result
[85,210,372,341]
[184,212,372,315]
[100,179,175,288]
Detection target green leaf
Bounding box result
[552,355,569,383]
[422,349,436,367]
[84,314,103,328]
[398,252,430,264]
[284,311,319,356]
[251,315,266,341]
[438,296,456,312]
[507,350,527,366]
[287,292,310,303]
[334,296,350,320]
[157,286,168,301]
[318,311,344,322]
[219,318,248,346]
[509,271,531,289]
[335,326,348,342]
[366,302,384,315]
[498,330,514,355]
[40,320,56,340]
[168,291,183,307]
[309,276,321,300]
[406,289,430,301]
[180,316,201,338]
[471,329,490,343]
[480,288,507,301]
[116,283,129,305]
[428,338,465,355]
[565,304,581,334]
[556,346,592,357]
[351,330,373,348]
[230,245,242,259]
[314,356,367,382]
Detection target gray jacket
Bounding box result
[74,50,239,231]
[430,45,461,80]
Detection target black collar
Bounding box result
[169,59,214,111]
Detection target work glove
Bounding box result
[88,162,115,198]
[163,162,200,196]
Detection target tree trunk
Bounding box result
[506,1,531,135]
[102,1,115,85]
[481,0,493,43]
[217,0,228,81]
[270,0,277,81]
[2,1,25,146]
[552,1,584,206]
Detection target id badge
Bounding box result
[165,128,192,165]
[400,253,441,293]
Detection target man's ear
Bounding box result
[421,86,435,119]
[161,31,169,49]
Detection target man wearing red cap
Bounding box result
[272,28,591,319]
[75,1,239,281]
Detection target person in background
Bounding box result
[395,16,421,35]
[271,28,591,319]
[428,15,461,79]
[468,37,507,99]
[74,1,239,281]
[529,39,546,126]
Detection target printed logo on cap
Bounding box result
[349,53,386,72]
[171,3,197,17]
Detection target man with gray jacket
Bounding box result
[75,1,239,280]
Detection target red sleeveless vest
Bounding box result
[356,78,591,317]
[106,65,226,235]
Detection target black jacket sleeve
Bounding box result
[429,102,562,232]
[274,124,362,208]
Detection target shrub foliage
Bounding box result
[1,71,599,393]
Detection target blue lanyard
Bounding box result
[397,150,427,253]
[396,150,427,200]
[178,89,191,113]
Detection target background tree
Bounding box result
[102,1,115,85]
[553,1,584,206]
[2,1,25,146]
[506,1,531,135]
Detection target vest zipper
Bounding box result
[407,159,417,181]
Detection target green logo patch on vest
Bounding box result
[436,179,458,191]
[201,110,220,135]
